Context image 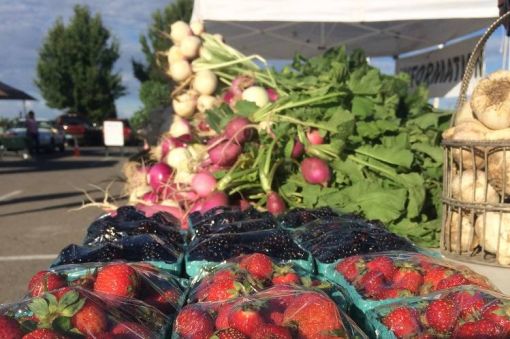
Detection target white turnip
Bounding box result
[193,70,217,95]
[301,157,331,186]
[180,35,202,59]
[450,170,499,203]
[242,86,269,107]
[191,172,217,198]
[170,21,192,44]
[167,147,192,171]
[442,120,488,170]
[169,116,191,138]
[208,140,242,167]
[167,45,185,64]
[169,60,192,82]
[173,91,197,118]
[190,21,204,35]
[197,95,218,113]
[447,212,477,253]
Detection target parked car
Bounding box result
[3,119,65,152]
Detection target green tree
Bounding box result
[130,0,193,129]
[35,5,125,123]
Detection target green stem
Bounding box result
[347,155,398,181]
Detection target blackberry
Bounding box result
[193,217,276,239]
[278,207,339,228]
[52,243,123,266]
[121,234,181,262]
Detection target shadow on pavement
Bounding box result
[0,190,99,206]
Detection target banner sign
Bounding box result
[103,120,125,147]
[396,36,484,98]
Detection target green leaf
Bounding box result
[235,100,259,117]
[347,69,382,95]
[411,143,443,163]
[28,298,49,319]
[302,185,321,207]
[398,173,426,219]
[356,145,414,169]
[326,109,355,139]
[53,316,72,332]
[58,290,79,311]
[331,158,364,183]
[61,298,85,317]
[284,139,294,159]
[351,96,374,118]
[356,188,407,223]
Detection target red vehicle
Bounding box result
[56,114,93,137]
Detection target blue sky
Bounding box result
[0,1,506,120]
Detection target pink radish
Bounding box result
[266,88,279,102]
[189,200,204,214]
[208,140,242,167]
[239,199,251,211]
[191,172,217,198]
[306,129,324,145]
[142,192,159,204]
[291,139,304,158]
[301,157,331,186]
[147,163,173,192]
[223,89,236,105]
[136,203,184,220]
[161,137,185,158]
[202,191,229,212]
[267,192,286,215]
[225,116,253,144]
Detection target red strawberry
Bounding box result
[482,302,510,335]
[239,254,273,280]
[425,299,458,333]
[267,311,284,326]
[335,256,364,282]
[453,319,503,338]
[228,306,265,336]
[262,285,296,309]
[449,290,485,320]
[422,266,452,290]
[71,300,108,336]
[204,278,238,302]
[392,267,423,294]
[272,272,300,285]
[216,303,236,330]
[22,329,65,339]
[252,324,292,339]
[366,256,396,280]
[52,287,73,301]
[358,271,385,297]
[382,307,419,338]
[110,322,152,339]
[28,271,66,297]
[214,269,237,282]
[175,306,214,339]
[283,292,342,339]
[436,273,468,290]
[414,254,435,271]
[216,328,249,339]
[68,274,95,290]
[93,263,140,298]
[0,315,23,339]
[144,289,180,313]
[374,288,412,300]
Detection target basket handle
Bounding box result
[451,10,510,127]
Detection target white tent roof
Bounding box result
[192,0,499,58]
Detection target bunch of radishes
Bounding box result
[123,21,336,228]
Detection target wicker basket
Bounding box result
[441,12,510,267]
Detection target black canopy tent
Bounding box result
[0,81,37,117]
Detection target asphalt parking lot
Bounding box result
[0,147,134,303]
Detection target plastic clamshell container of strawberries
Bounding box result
[0,286,169,338]
[29,261,189,318]
[173,285,368,339]
[186,253,350,310]
[323,251,496,313]
[365,286,510,338]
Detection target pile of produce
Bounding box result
[442,70,510,265]
[123,21,447,247]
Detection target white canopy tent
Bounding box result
[191,0,499,58]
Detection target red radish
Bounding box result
[267,192,286,215]
[177,134,193,143]
[135,203,183,219]
[169,116,191,138]
[190,200,204,214]
[191,172,217,197]
[223,89,236,105]
[301,157,331,186]
[147,163,173,192]
[239,199,251,210]
[225,116,253,144]
[161,137,185,158]
[142,192,159,204]
[208,140,242,167]
[202,191,229,212]
[306,129,324,145]
[266,88,279,102]
[291,139,304,158]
